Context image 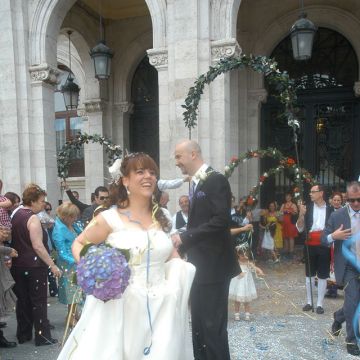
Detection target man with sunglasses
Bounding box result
[81,186,109,226]
[322,181,360,356]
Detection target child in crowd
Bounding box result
[229,247,264,321]
[260,202,282,263]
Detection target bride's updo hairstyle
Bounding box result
[109,152,171,232]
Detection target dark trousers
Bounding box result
[304,245,331,279]
[48,268,58,297]
[334,266,360,343]
[11,267,52,344]
[190,279,231,360]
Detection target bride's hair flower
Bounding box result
[109,158,123,183]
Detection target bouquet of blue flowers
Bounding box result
[76,244,131,302]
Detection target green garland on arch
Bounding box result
[57,133,122,180]
[223,147,316,201]
[182,54,299,131]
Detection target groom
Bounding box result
[172,140,239,360]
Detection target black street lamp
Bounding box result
[90,39,113,80]
[61,31,80,110]
[290,2,317,61]
[90,6,113,80]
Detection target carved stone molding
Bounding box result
[29,63,60,85]
[76,107,88,121]
[84,99,105,113]
[354,81,360,97]
[114,101,134,114]
[211,39,242,63]
[248,89,268,103]
[147,48,168,70]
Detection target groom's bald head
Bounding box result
[175,140,204,176]
[179,140,202,156]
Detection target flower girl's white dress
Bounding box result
[57,208,195,360]
[229,263,257,302]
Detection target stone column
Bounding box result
[0,0,25,193]
[147,1,242,212]
[210,39,242,171]
[112,101,134,150]
[83,99,106,199]
[147,0,213,212]
[29,64,60,206]
[147,48,170,176]
[0,1,57,199]
[238,88,267,197]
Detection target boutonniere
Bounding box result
[195,169,215,185]
[195,191,206,199]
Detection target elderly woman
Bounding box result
[10,184,61,346]
[52,202,83,327]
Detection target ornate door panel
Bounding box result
[261,88,360,205]
[130,56,159,164]
[260,27,360,206]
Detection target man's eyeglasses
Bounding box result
[99,196,109,201]
[348,198,360,203]
[45,208,52,212]
[310,190,321,193]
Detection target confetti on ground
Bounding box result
[1,258,358,359]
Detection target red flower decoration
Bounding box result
[231,156,238,163]
[286,157,296,166]
[259,175,266,182]
[246,196,254,206]
[293,187,300,193]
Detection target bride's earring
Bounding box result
[126,186,130,196]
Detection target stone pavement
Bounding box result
[0,259,358,360]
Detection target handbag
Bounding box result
[262,230,274,250]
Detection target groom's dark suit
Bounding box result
[180,168,239,360]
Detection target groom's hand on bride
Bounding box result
[171,233,183,248]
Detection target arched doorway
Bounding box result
[261,27,360,203]
[129,56,159,164]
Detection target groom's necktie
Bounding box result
[189,181,196,205]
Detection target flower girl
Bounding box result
[229,247,264,321]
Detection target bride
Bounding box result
[57,152,195,360]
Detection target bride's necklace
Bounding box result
[118,210,143,227]
[118,210,156,231]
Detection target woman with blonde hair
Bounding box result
[52,202,83,327]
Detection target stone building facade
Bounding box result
[1,0,360,210]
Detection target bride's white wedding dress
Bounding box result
[57,208,195,360]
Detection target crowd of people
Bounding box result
[0,142,359,358]
[228,183,360,356]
